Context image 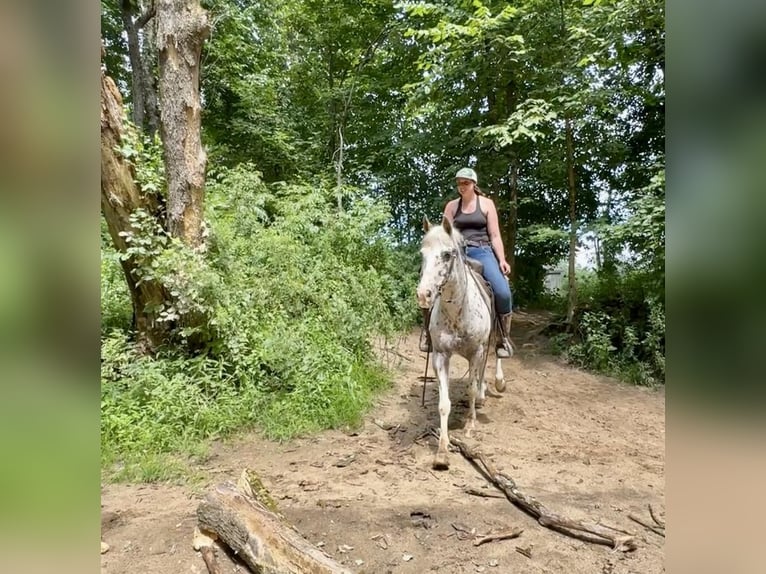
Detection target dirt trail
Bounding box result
[101,313,665,573]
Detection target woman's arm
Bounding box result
[484,198,511,275]
[443,199,457,222]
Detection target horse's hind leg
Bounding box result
[432,352,451,470]
[474,348,489,408]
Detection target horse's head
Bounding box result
[416,216,464,309]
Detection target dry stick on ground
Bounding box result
[628,514,665,538]
[440,432,637,552]
[464,487,505,499]
[473,527,524,546]
[192,526,222,574]
[199,546,222,574]
[378,344,413,362]
[648,504,666,529]
[597,520,635,536]
[515,545,533,558]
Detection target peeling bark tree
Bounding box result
[101,0,209,351]
[101,66,170,352]
[156,0,209,248]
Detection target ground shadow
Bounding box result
[386,310,569,460]
[398,360,497,451]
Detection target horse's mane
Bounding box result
[423,222,465,251]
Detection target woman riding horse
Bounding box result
[420,167,513,358]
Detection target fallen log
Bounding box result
[196,469,354,574]
[441,432,637,552]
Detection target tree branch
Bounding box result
[628,514,665,538]
[136,1,156,29]
[438,431,637,552]
[473,528,523,546]
[648,504,665,529]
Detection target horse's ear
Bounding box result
[442,216,453,235]
[422,216,431,232]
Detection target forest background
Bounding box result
[100,0,664,481]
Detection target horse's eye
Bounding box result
[441,251,453,262]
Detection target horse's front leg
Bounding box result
[431,351,451,470]
[466,351,485,437]
[495,355,506,392]
[474,345,489,409]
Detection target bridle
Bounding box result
[420,237,463,308]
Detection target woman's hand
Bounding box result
[500,260,511,276]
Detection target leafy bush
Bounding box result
[557,269,665,386]
[101,164,419,480]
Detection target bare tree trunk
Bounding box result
[156,0,209,248]
[121,1,147,130]
[601,188,616,273]
[506,159,518,282]
[140,1,160,136]
[101,67,170,353]
[120,0,157,134]
[502,77,519,281]
[594,235,602,270]
[565,117,577,325]
[335,126,344,212]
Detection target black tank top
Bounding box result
[453,197,490,244]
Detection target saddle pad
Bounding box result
[466,256,484,275]
[468,267,493,312]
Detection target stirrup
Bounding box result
[496,339,512,358]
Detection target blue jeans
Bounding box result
[465,246,512,315]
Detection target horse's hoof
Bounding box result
[432,453,450,470]
[495,378,506,393]
[475,398,485,409]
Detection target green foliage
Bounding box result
[472,99,558,147]
[100,0,131,93]
[512,224,569,306]
[101,0,665,479]
[601,167,665,288]
[554,269,665,386]
[101,164,419,480]
[101,243,133,334]
[101,329,261,481]
[120,130,166,197]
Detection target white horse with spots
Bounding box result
[416,217,505,470]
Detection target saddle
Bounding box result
[465,257,508,348]
[465,256,484,276]
[465,257,494,316]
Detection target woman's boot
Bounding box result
[495,313,513,358]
